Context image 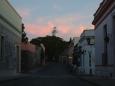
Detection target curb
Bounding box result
[78,77,101,86]
[0,75,30,84]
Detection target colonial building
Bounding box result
[78,29,95,75]
[0,0,22,74]
[92,0,115,77]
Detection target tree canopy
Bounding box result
[30,36,69,62]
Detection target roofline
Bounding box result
[79,36,95,43]
[6,0,22,19]
[80,29,94,37]
[92,0,114,25]
[93,0,106,17]
[0,14,22,34]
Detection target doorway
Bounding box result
[16,45,21,73]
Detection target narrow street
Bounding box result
[0,63,95,86]
[0,1,115,86]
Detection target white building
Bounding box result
[0,0,22,74]
[78,29,95,75]
[73,37,80,46]
[92,0,115,77]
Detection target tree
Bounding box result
[22,24,28,43]
[30,36,69,62]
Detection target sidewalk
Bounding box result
[0,69,29,83]
[0,64,49,83]
[79,75,115,86]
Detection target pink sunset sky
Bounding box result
[10,0,102,41]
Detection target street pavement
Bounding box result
[0,63,95,86]
[79,76,115,86]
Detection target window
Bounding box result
[90,39,95,45]
[89,51,91,67]
[87,38,94,45]
[102,25,108,65]
[0,36,4,61]
[87,38,90,45]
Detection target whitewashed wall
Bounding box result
[95,7,115,77]
[0,0,22,72]
[0,0,22,37]
[78,30,95,75]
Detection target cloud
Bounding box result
[73,25,86,36]
[25,22,90,41]
[18,9,30,18]
[54,14,83,24]
[25,25,50,36]
[57,24,70,34]
[24,14,92,41]
[25,22,88,41]
[51,14,85,36]
[25,22,54,38]
[53,4,61,11]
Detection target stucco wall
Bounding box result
[0,23,21,70]
[0,0,22,72]
[95,7,115,76]
[78,30,95,75]
[0,0,22,31]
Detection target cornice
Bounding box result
[92,0,114,25]
[5,0,22,19]
[0,14,22,34]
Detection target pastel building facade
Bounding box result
[0,0,22,73]
[78,30,95,75]
[21,42,46,72]
[92,0,115,77]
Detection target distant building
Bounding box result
[92,0,115,77]
[72,37,80,66]
[59,39,74,65]
[59,48,68,64]
[21,42,46,72]
[78,29,95,75]
[67,40,74,64]
[21,43,36,72]
[73,37,80,46]
[0,0,22,73]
